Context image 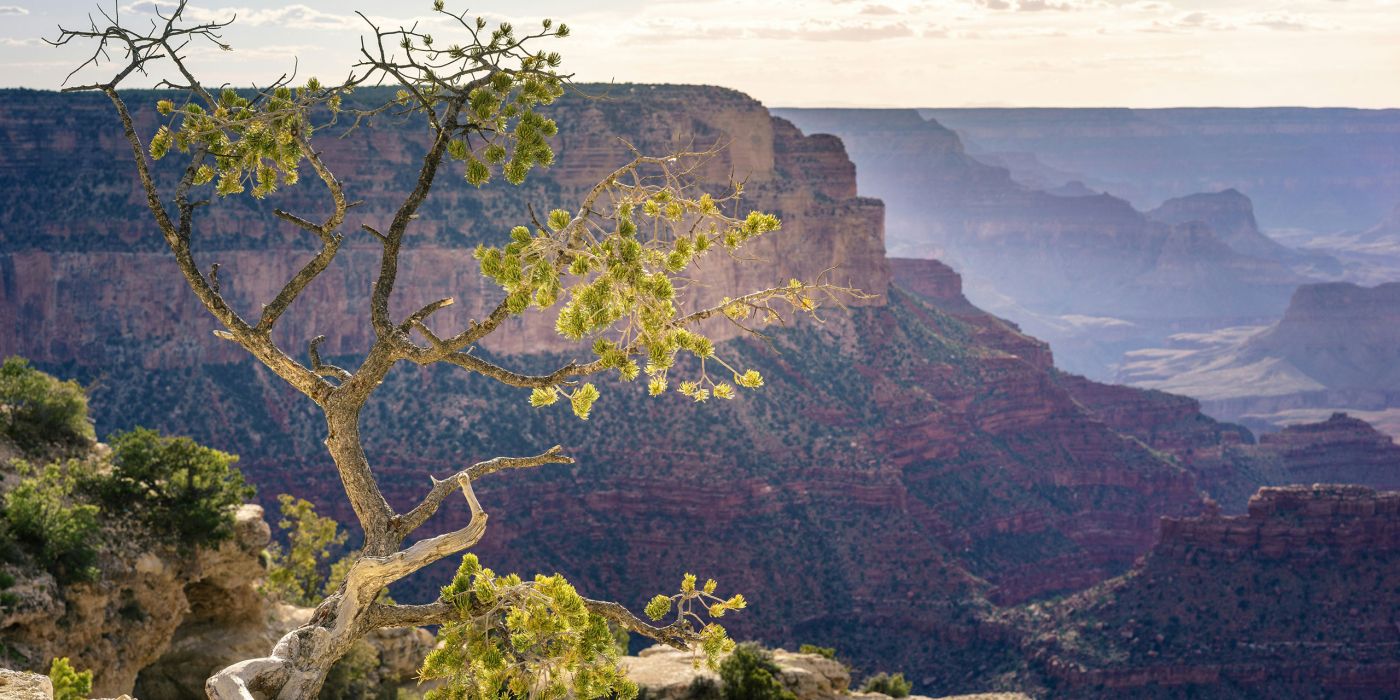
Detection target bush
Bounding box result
[685,676,722,700]
[797,644,836,660]
[48,656,93,700]
[0,357,93,452]
[861,672,911,698]
[719,644,796,700]
[318,638,399,700]
[3,461,100,584]
[264,494,349,606]
[98,428,254,546]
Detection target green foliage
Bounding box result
[473,183,794,419]
[0,357,93,452]
[860,672,911,698]
[718,644,795,700]
[643,573,745,668]
[421,554,639,700]
[797,644,836,660]
[319,638,400,700]
[263,494,348,606]
[684,676,722,700]
[3,461,99,584]
[99,428,254,546]
[48,656,93,700]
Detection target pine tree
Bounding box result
[51,2,858,697]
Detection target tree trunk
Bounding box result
[207,407,396,699]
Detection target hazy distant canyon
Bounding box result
[777,106,1400,433]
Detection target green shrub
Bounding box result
[719,643,795,700]
[685,676,722,700]
[264,494,348,606]
[99,428,254,546]
[319,638,399,700]
[48,656,93,700]
[0,357,93,452]
[3,461,99,583]
[797,644,836,660]
[861,672,911,698]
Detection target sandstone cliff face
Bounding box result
[1,505,270,697]
[1015,485,1400,698]
[0,86,886,367]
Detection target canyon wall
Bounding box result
[1121,281,1400,437]
[0,86,886,367]
[1020,485,1400,698]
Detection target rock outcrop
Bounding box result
[1,505,270,697]
[1147,189,1336,271]
[1016,485,1400,698]
[621,646,1030,700]
[0,669,52,700]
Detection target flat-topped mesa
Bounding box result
[1146,189,1291,261]
[1158,484,1400,562]
[0,85,888,366]
[1240,282,1400,392]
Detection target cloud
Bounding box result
[1250,13,1330,32]
[975,0,1107,11]
[123,2,361,31]
[625,15,920,44]
[0,5,27,15]
[1138,9,1330,34]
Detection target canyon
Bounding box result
[3,87,1400,696]
[773,108,1330,380]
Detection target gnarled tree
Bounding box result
[51,2,860,697]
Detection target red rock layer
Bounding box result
[1028,485,1400,698]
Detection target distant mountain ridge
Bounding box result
[920,107,1400,233]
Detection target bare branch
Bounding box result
[393,446,572,539]
[583,599,696,651]
[308,336,352,382]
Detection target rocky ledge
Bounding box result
[622,646,1029,700]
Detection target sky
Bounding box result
[1,0,1397,108]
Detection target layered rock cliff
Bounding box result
[1,502,270,697]
[1014,485,1400,698]
[0,86,887,366]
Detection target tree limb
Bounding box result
[393,446,572,539]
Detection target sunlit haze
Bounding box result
[1,0,1397,107]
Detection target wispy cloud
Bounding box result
[0,5,28,15]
